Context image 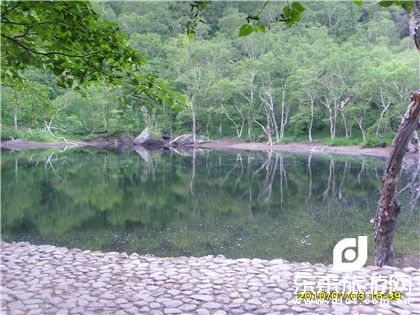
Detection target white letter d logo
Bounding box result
[333,236,368,272]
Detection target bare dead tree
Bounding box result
[260,87,280,142]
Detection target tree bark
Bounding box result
[307,92,314,142]
[409,1,420,52]
[357,119,366,142]
[342,111,349,139]
[13,90,18,131]
[373,90,420,266]
[206,113,211,141]
[190,95,197,144]
[279,81,289,142]
[13,106,18,131]
[260,90,279,142]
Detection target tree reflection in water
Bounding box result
[1,148,418,266]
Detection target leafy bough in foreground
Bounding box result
[0,1,185,108]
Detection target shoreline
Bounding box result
[2,137,419,160]
[197,139,394,158]
[0,138,117,151]
[2,241,419,314]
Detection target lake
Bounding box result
[1,148,419,266]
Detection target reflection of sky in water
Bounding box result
[1,148,419,266]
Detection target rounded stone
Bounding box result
[191,294,214,302]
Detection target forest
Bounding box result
[1,5,420,313]
[1,1,418,147]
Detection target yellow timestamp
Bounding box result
[369,291,402,301]
[296,291,403,301]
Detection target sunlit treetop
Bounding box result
[1,1,184,108]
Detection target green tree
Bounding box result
[1,1,178,105]
[1,80,56,130]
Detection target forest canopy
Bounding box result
[1,1,417,147]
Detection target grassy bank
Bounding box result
[280,134,394,148]
[1,126,395,148]
[1,127,100,143]
[244,130,394,148]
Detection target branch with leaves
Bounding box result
[1,1,184,108]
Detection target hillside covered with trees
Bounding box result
[1,1,417,147]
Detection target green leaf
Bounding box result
[187,31,196,39]
[378,1,394,7]
[198,1,208,10]
[239,24,254,36]
[291,2,305,13]
[283,4,303,26]
[283,5,290,18]
[353,0,363,6]
[257,21,266,33]
[291,11,302,23]
[400,1,414,12]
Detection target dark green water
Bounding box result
[1,148,419,266]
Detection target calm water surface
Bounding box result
[1,148,419,266]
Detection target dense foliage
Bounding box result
[0,1,181,113]
[1,1,417,146]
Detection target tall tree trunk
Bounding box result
[357,119,366,142]
[332,106,337,141]
[191,96,197,144]
[13,106,18,131]
[342,111,349,139]
[279,81,288,142]
[409,1,420,52]
[328,109,335,141]
[260,90,279,143]
[247,119,253,140]
[373,90,420,266]
[308,93,314,142]
[206,113,211,141]
[266,111,273,146]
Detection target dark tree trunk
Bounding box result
[373,90,420,266]
[409,1,420,52]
